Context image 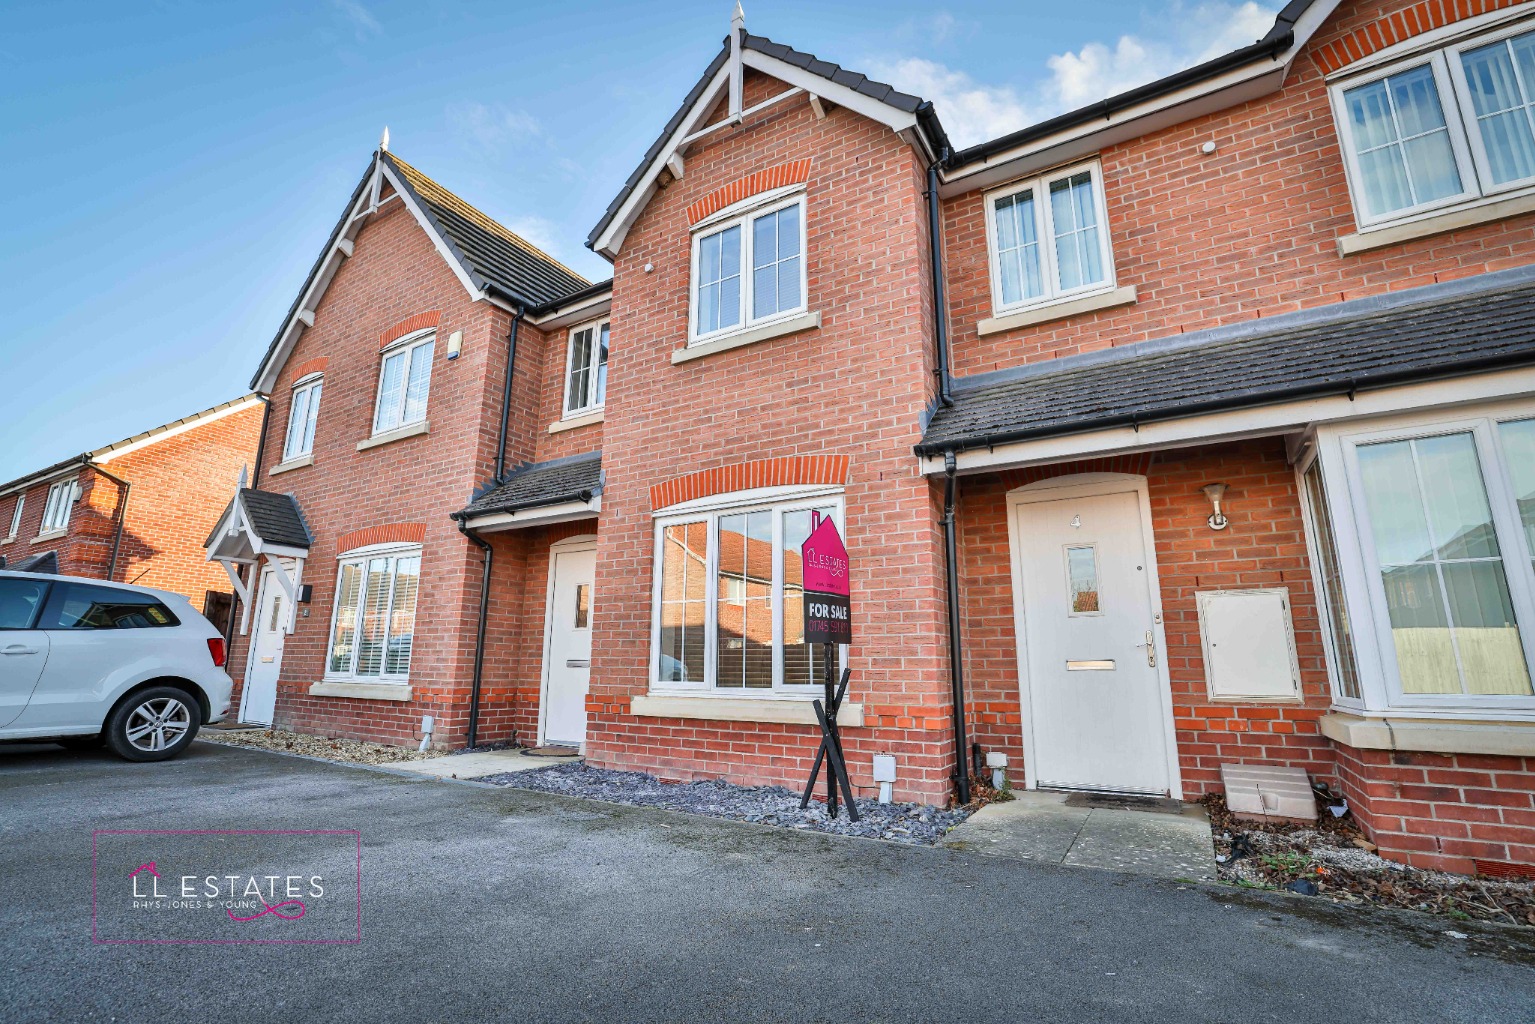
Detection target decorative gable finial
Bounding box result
[236,465,248,490]
[731,1,744,28]
[728,3,745,123]
[380,125,390,152]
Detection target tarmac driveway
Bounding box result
[1,740,1532,1023]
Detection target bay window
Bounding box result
[651,490,841,694]
[689,193,806,343]
[325,545,421,683]
[564,320,608,416]
[283,375,323,461]
[985,161,1115,315]
[372,330,434,435]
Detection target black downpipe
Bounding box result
[494,306,526,483]
[460,519,493,750]
[249,396,272,483]
[92,465,132,581]
[926,153,954,408]
[941,451,971,804]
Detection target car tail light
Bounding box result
[207,637,228,668]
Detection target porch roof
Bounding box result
[917,267,1535,457]
[454,451,602,520]
[204,489,312,551]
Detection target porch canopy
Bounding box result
[917,266,1535,475]
[204,487,312,634]
[453,451,602,533]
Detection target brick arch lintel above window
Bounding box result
[336,522,427,553]
[289,357,329,384]
[685,160,813,226]
[997,454,1156,493]
[650,455,850,511]
[380,311,442,349]
[1311,0,1524,75]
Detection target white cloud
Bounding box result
[446,103,544,155]
[867,1,1280,149]
[329,0,381,39]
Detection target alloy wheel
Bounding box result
[124,697,192,753]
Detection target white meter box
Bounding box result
[1195,588,1302,702]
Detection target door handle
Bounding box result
[2,644,40,656]
[1137,630,1157,668]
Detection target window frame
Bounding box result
[282,373,324,462]
[648,485,845,698]
[38,479,75,536]
[6,495,22,539]
[562,318,609,418]
[322,542,423,685]
[982,159,1117,318]
[370,329,435,437]
[687,190,809,346]
[1447,17,1535,197]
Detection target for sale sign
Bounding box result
[801,515,851,644]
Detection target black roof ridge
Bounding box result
[952,263,1535,397]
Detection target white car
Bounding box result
[0,571,233,761]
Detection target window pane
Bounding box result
[8,496,23,537]
[574,583,591,629]
[716,511,773,688]
[695,225,741,334]
[0,578,48,629]
[40,583,179,629]
[1461,34,1535,184]
[303,382,322,454]
[1499,418,1535,578]
[593,323,609,407]
[567,328,593,411]
[401,340,433,425]
[751,206,801,320]
[285,387,311,460]
[375,350,406,432]
[1303,463,1362,700]
[355,557,392,676]
[328,563,363,673]
[1049,172,1105,292]
[385,556,419,676]
[782,507,837,687]
[269,593,284,633]
[1066,545,1100,614]
[659,522,708,683]
[1344,67,1462,217]
[993,191,1043,306]
[1381,562,1461,693]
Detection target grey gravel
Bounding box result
[481,761,972,844]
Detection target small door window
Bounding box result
[574,584,591,629]
[268,594,284,632]
[1066,545,1101,615]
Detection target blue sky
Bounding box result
[0,0,1278,483]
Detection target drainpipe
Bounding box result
[249,396,272,483]
[926,151,955,408]
[91,465,132,582]
[941,450,971,804]
[494,306,526,483]
[459,519,493,750]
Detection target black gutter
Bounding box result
[452,489,595,522]
[494,306,526,482]
[914,350,1535,458]
[91,465,132,582]
[458,520,494,750]
[925,138,954,408]
[940,451,971,804]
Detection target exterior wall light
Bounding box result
[1202,482,1230,530]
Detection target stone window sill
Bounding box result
[672,311,821,364]
[308,681,413,701]
[631,693,863,727]
[977,286,1137,336]
[357,420,429,451]
[269,454,314,476]
[30,530,66,545]
[1320,710,1535,757]
[549,410,604,434]
[1337,190,1535,256]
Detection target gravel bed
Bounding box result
[199,728,443,765]
[481,762,973,844]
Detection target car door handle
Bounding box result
[2,644,40,656]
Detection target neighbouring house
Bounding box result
[214,0,1535,875]
[0,395,264,632]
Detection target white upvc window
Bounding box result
[324,544,422,683]
[563,319,609,417]
[1331,17,1535,228]
[371,330,435,435]
[5,496,22,539]
[650,487,843,695]
[282,374,323,461]
[1303,399,1535,716]
[39,480,76,535]
[984,160,1116,316]
[689,192,807,344]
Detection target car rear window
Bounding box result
[0,578,49,629]
[39,582,181,629]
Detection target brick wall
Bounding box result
[942,0,1535,376]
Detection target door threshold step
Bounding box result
[1062,792,1187,815]
[522,745,580,758]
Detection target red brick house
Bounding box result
[0,395,263,629]
[217,0,1535,874]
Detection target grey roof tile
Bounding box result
[456,452,602,518]
[204,490,312,549]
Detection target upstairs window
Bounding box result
[690,194,806,343]
[372,330,434,435]
[39,480,75,535]
[6,496,22,539]
[1332,20,1535,228]
[564,320,609,416]
[283,375,323,461]
[986,161,1115,314]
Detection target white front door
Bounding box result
[241,570,283,726]
[1014,483,1173,795]
[542,546,595,746]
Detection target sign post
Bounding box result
[798,514,858,821]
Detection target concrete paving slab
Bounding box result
[396,749,578,780]
[943,789,1215,881]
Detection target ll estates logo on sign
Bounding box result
[801,514,851,645]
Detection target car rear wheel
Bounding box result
[105,687,201,762]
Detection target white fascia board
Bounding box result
[739,50,919,136]
[92,395,264,465]
[376,161,491,305]
[921,366,1535,476]
[0,462,84,499]
[462,496,601,533]
[530,292,613,330]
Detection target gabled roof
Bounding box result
[454,451,602,519]
[250,151,596,393]
[916,267,1535,456]
[204,489,312,551]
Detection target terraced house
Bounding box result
[214,0,1535,875]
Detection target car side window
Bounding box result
[38,582,180,629]
[0,578,49,629]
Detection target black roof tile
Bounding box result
[456,452,602,519]
[204,490,312,549]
